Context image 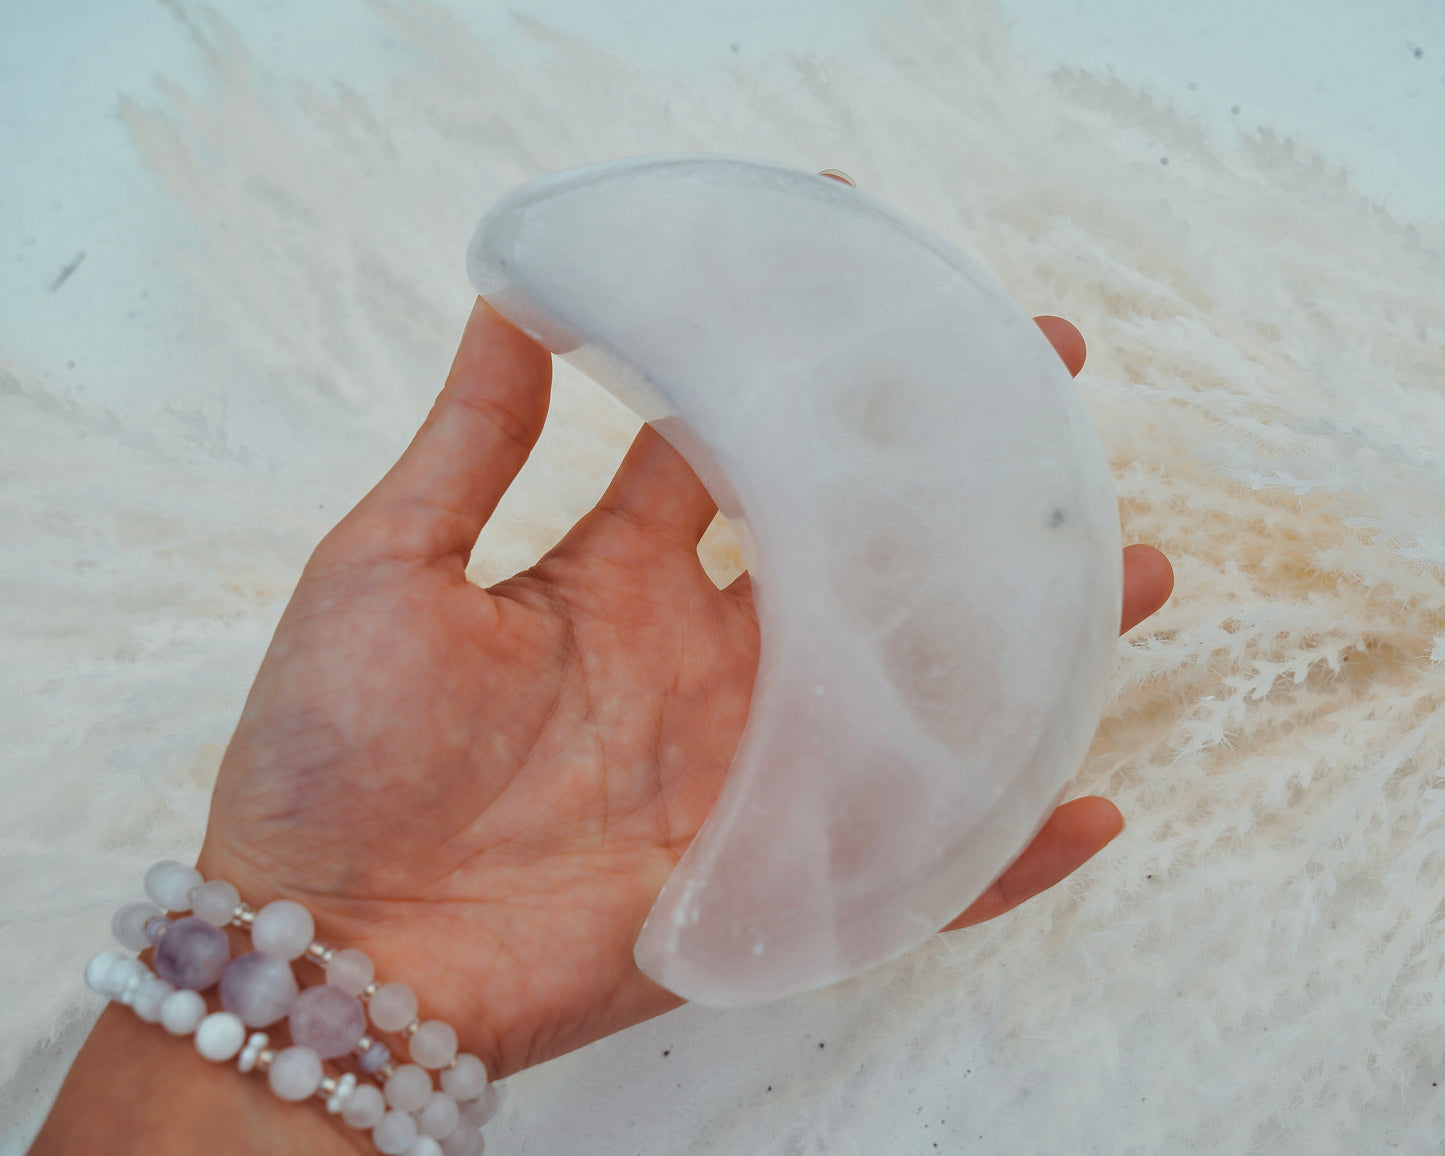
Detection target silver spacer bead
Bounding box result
[401,1018,422,1039]
[231,903,256,929]
[443,1057,459,1070]
[354,1035,374,1054]
[360,980,379,1000]
[319,1075,338,1096]
[304,940,335,965]
[377,1064,396,1081]
[256,1048,276,1072]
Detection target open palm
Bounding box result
[198,301,1173,1084]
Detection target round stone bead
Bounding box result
[133,975,174,1022]
[288,984,366,1059]
[325,947,375,995]
[152,916,230,990]
[440,1124,483,1156]
[417,1091,460,1138]
[160,989,207,1035]
[369,982,418,1032]
[194,1011,246,1061]
[358,1040,392,1074]
[406,1137,443,1156]
[219,952,299,1027]
[145,916,171,945]
[372,1110,418,1155]
[84,951,127,997]
[112,901,162,950]
[251,899,314,960]
[440,1054,489,1102]
[267,1045,323,1101]
[341,1083,387,1129]
[107,957,148,1003]
[384,1063,432,1112]
[439,1127,485,1156]
[410,1020,457,1069]
[144,861,203,912]
[190,880,241,927]
[458,1084,500,1129]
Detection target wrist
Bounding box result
[31,1004,364,1156]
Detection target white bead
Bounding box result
[439,1123,483,1156]
[160,989,207,1035]
[406,1137,444,1156]
[190,880,241,926]
[144,861,203,912]
[372,1110,418,1155]
[112,901,163,950]
[267,1045,323,1101]
[369,982,418,1031]
[133,975,174,1022]
[384,1063,432,1112]
[341,1083,387,1129]
[251,900,315,960]
[110,957,148,1004]
[458,1083,500,1129]
[410,1020,457,1069]
[327,1071,357,1114]
[440,1054,489,1102]
[194,1011,247,1061]
[325,947,375,995]
[417,1091,460,1138]
[85,951,127,997]
[238,1032,270,1073]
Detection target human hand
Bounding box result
[196,301,1173,1085]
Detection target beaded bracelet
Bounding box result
[85,861,500,1156]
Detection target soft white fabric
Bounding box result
[3,1,1443,1151]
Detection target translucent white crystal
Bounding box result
[469,156,1121,1006]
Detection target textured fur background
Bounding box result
[4,1,1444,1151]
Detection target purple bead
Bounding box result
[219,951,299,1027]
[288,984,367,1059]
[151,915,230,990]
[145,915,172,945]
[357,1040,392,1074]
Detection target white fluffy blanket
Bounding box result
[5,2,1444,1151]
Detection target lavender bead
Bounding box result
[219,951,299,1027]
[268,1045,323,1101]
[417,1091,460,1138]
[112,901,162,951]
[325,947,375,995]
[369,982,418,1032]
[440,1054,488,1102]
[251,899,314,960]
[342,1083,387,1129]
[372,1111,418,1155]
[385,1064,432,1112]
[410,1020,457,1069]
[288,984,367,1059]
[144,860,203,912]
[190,879,241,927]
[358,1040,392,1074]
[152,916,231,990]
